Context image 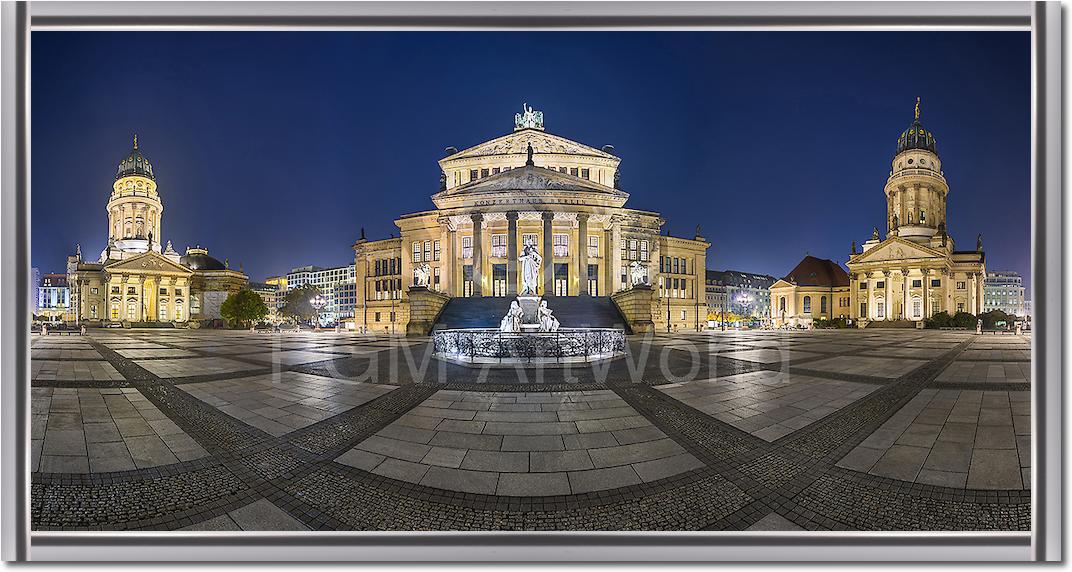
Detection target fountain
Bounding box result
[432,242,625,365]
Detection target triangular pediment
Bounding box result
[769,279,795,290]
[434,164,628,201]
[441,129,618,163]
[104,251,193,275]
[850,236,944,264]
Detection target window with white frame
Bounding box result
[433,240,441,261]
[588,235,599,258]
[491,234,507,258]
[461,236,473,259]
[424,240,432,262]
[522,233,538,247]
[412,242,422,263]
[640,240,649,261]
[553,234,569,257]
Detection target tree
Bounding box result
[282,285,321,325]
[220,289,269,329]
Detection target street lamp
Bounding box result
[310,294,326,332]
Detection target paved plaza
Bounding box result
[30,329,1031,531]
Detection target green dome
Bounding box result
[895,98,938,156]
[115,134,155,181]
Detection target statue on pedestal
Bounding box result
[629,260,648,287]
[519,243,542,296]
[413,262,431,287]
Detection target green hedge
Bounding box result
[925,311,977,329]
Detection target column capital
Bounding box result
[505,211,519,221]
[541,211,555,222]
[470,213,484,224]
[576,212,590,222]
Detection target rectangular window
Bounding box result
[570,167,579,176]
[491,234,507,258]
[554,263,569,296]
[463,264,473,297]
[957,281,966,289]
[90,305,98,319]
[912,279,922,288]
[412,242,421,263]
[91,287,98,295]
[931,300,940,316]
[469,169,478,181]
[433,266,441,287]
[580,168,590,179]
[375,312,381,322]
[127,303,138,320]
[461,236,473,259]
[159,306,168,321]
[587,264,599,296]
[673,258,680,274]
[876,281,885,289]
[859,281,867,290]
[877,300,885,318]
[860,302,867,318]
[553,234,569,257]
[627,239,638,260]
[640,240,649,261]
[957,302,965,312]
[159,287,168,295]
[492,167,500,175]
[913,298,922,318]
[588,235,599,258]
[522,233,538,247]
[559,167,567,173]
[424,240,432,262]
[127,286,136,295]
[433,240,441,261]
[931,279,941,287]
[681,309,687,321]
[480,168,489,178]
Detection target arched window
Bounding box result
[820,296,828,314]
[802,296,811,313]
[779,297,786,313]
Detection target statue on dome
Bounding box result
[518,244,542,296]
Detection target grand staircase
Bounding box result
[432,296,631,333]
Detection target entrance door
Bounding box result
[492,264,507,297]
[554,263,568,296]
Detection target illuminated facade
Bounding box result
[353,106,709,333]
[67,136,248,325]
[845,100,986,324]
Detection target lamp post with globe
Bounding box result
[310,294,326,332]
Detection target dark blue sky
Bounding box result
[32,31,1031,290]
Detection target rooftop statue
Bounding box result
[514,102,544,130]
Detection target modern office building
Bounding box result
[37,273,72,322]
[286,264,356,324]
[983,271,1026,317]
[705,270,775,323]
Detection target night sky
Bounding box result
[31,31,1031,290]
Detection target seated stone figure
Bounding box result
[499,300,523,333]
[537,300,560,332]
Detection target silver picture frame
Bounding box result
[1,0,1061,561]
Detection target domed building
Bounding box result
[66,135,248,326]
[353,105,710,334]
[845,99,986,324]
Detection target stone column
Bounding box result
[577,213,589,295]
[922,269,929,319]
[445,228,456,295]
[471,214,483,297]
[542,212,554,296]
[883,271,891,320]
[902,268,910,320]
[849,274,857,321]
[866,272,874,320]
[603,226,613,295]
[610,218,622,293]
[506,211,519,296]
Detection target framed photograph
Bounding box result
[1,0,1061,562]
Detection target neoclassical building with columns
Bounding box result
[353,105,709,333]
[66,136,248,326]
[845,100,986,324]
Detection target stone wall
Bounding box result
[406,287,452,336]
[611,285,656,333]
